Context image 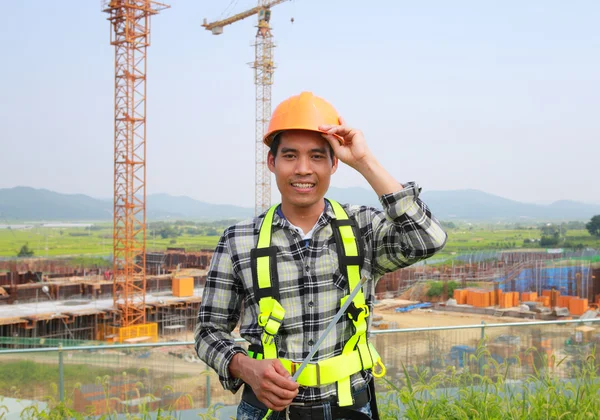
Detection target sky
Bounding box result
[0,1,598,207]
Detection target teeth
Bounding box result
[292,183,314,188]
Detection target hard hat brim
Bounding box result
[263,128,344,147]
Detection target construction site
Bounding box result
[0,0,596,346]
[1,248,599,346]
[1,1,600,417]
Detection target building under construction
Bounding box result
[1,249,599,347]
[0,250,212,346]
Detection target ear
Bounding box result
[330,156,338,175]
[267,151,276,173]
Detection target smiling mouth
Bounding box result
[291,182,315,189]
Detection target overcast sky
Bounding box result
[1,1,598,206]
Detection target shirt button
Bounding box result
[305,265,310,273]
[308,339,315,346]
[308,301,314,307]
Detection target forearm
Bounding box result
[195,325,247,391]
[229,352,249,380]
[354,154,403,197]
[372,184,448,273]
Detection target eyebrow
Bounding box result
[280,147,327,154]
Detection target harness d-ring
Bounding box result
[372,358,386,378]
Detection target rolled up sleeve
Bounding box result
[194,230,247,392]
[373,182,447,274]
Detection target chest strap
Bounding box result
[250,200,386,407]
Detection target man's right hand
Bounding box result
[229,353,299,411]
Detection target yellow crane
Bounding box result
[203,0,290,216]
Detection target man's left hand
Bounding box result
[319,117,373,170]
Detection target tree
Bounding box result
[586,215,600,237]
[17,244,34,257]
[540,234,560,247]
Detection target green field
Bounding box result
[443,228,600,253]
[0,223,222,258]
[1,223,598,259]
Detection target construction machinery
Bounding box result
[202,0,290,216]
[102,0,169,342]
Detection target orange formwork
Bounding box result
[105,323,158,343]
[569,298,589,316]
[559,296,574,308]
[521,291,538,302]
[537,296,551,307]
[453,289,469,305]
[173,277,194,297]
[500,292,518,309]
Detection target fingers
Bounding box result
[321,133,343,153]
[256,363,298,411]
[319,124,353,138]
[269,362,299,392]
[261,391,295,412]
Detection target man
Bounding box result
[195,92,447,419]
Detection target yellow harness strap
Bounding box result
[254,205,284,360]
[279,342,383,387]
[252,200,386,407]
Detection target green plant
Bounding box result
[17,243,34,257]
[426,281,459,298]
[377,341,600,419]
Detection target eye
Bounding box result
[312,154,325,160]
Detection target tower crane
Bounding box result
[102,0,169,342]
[203,0,290,216]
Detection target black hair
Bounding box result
[269,132,335,163]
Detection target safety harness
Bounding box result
[248,199,386,407]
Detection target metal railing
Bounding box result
[1,318,598,415]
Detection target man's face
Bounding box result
[268,130,338,210]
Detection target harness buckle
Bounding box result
[290,362,320,385]
[346,302,369,321]
[289,361,300,375]
[262,332,276,346]
[315,362,321,385]
[259,312,283,327]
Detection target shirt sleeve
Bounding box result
[194,228,247,393]
[371,182,448,276]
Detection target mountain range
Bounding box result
[1,186,599,222]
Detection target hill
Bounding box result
[1,186,598,222]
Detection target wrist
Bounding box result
[229,352,248,380]
[353,153,379,175]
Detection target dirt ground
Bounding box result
[374,307,523,329]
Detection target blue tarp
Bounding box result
[497,266,590,293]
[395,302,433,313]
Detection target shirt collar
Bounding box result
[266,199,337,231]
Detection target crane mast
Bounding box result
[253,5,275,215]
[203,0,289,216]
[102,0,168,340]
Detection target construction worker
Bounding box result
[195,92,447,419]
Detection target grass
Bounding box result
[377,341,600,419]
[5,342,599,419]
[435,227,600,261]
[2,223,599,259]
[0,360,139,397]
[0,224,222,258]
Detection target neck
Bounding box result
[280,200,326,234]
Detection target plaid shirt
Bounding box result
[194,182,447,403]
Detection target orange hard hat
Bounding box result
[263,91,341,146]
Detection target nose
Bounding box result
[295,155,313,175]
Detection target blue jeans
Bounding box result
[236,399,372,420]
